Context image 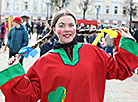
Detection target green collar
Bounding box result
[50,43,83,66]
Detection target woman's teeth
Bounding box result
[63,34,71,38]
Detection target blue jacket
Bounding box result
[8,24,28,53]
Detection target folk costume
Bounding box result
[0,37,138,102]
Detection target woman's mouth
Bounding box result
[63,34,71,38]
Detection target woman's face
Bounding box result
[53,15,76,44]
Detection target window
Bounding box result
[42,2,46,11]
[65,1,70,8]
[6,0,11,10]
[95,5,101,14]
[106,6,109,14]
[87,5,92,13]
[76,4,81,12]
[34,0,38,11]
[23,0,30,10]
[123,7,127,16]
[114,6,118,14]
[133,10,137,16]
[25,1,28,9]
[15,0,19,10]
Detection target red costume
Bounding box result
[0,37,138,102]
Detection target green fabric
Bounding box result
[48,86,67,102]
[0,63,25,87]
[50,43,82,66]
[119,37,138,57]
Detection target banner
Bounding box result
[8,16,13,32]
[77,19,97,26]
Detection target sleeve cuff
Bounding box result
[119,37,138,57]
[0,63,25,87]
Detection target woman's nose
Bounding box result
[64,26,70,31]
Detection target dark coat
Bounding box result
[40,35,58,56]
[134,29,138,43]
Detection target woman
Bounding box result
[0,9,138,102]
[0,22,6,46]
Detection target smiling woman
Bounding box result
[1,9,138,102]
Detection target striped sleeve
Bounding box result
[119,37,138,57]
[0,63,25,87]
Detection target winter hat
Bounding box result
[12,17,22,24]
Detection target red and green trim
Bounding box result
[119,37,138,57]
[50,43,83,66]
[0,63,25,87]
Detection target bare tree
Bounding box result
[51,0,68,10]
[79,0,89,19]
[50,0,70,18]
[122,0,137,31]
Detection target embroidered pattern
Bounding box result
[48,86,67,102]
[50,43,83,66]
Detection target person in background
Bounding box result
[133,29,138,43]
[89,33,103,49]
[0,22,6,46]
[36,22,41,39]
[30,20,34,35]
[25,22,31,39]
[7,17,28,65]
[0,9,138,102]
[0,25,1,50]
[104,34,114,56]
[36,22,44,40]
[41,21,51,38]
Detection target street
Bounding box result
[0,34,138,102]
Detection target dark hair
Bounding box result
[51,9,76,28]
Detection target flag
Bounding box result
[8,16,13,32]
[92,29,118,46]
[18,47,38,58]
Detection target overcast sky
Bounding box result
[133,0,138,3]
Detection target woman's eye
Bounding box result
[69,24,74,27]
[59,24,65,28]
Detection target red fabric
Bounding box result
[77,19,97,26]
[1,43,138,102]
[12,17,22,24]
[113,32,121,47]
[6,22,8,28]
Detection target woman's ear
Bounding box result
[53,27,56,35]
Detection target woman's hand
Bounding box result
[118,27,135,41]
[8,54,20,66]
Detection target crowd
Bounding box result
[0,14,138,63]
[0,15,138,61]
[0,8,138,102]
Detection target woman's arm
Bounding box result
[0,55,41,102]
[105,28,138,80]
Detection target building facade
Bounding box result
[73,0,138,28]
[0,0,138,28]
